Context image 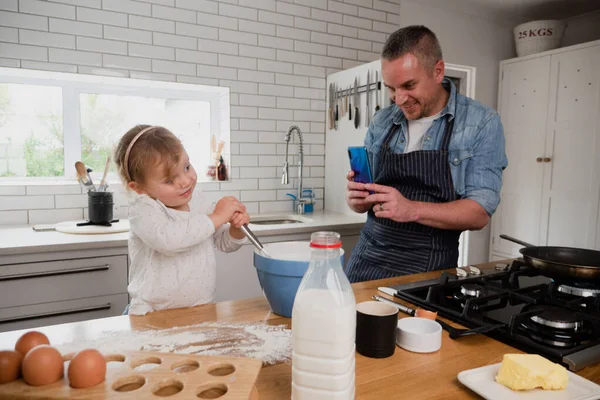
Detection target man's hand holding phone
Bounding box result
[346,146,375,214]
[346,171,372,213]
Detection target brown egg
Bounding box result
[15,331,50,356]
[0,350,23,383]
[21,345,63,386]
[67,349,106,389]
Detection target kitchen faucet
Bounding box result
[281,125,310,214]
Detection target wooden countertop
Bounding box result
[1,259,599,399]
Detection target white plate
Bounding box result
[458,363,600,400]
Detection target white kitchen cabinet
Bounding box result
[216,244,262,303]
[490,40,600,257]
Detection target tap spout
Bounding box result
[282,125,304,201]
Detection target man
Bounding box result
[345,25,508,283]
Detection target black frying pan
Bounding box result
[499,234,600,283]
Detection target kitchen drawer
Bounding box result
[0,293,128,333]
[0,256,127,309]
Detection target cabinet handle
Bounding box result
[536,157,543,162]
[0,265,110,282]
[543,157,552,162]
[0,303,111,324]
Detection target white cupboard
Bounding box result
[490,40,600,258]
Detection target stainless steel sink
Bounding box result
[249,215,311,225]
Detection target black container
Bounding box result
[88,191,113,224]
[356,300,399,358]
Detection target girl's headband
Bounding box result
[123,125,156,182]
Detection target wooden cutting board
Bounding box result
[0,351,262,399]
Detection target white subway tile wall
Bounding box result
[0,0,399,225]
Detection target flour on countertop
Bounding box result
[58,322,291,365]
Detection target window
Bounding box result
[0,83,64,177]
[0,67,230,182]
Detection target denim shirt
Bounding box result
[365,79,508,216]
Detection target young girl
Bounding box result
[114,124,249,315]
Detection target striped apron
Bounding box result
[345,117,462,283]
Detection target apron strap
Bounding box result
[440,117,454,151]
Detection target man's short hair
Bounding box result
[381,25,443,72]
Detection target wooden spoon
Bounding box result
[75,161,96,192]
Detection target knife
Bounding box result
[366,70,370,127]
[344,85,348,116]
[349,85,352,121]
[328,83,334,130]
[353,77,359,129]
[375,71,380,113]
[333,83,338,130]
[376,287,415,316]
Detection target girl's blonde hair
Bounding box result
[114,125,184,187]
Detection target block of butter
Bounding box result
[495,354,569,391]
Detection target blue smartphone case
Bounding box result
[348,146,374,185]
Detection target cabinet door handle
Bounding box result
[536,157,543,162]
[543,157,552,162]
[0,265,110,282]
[0,303,111,324]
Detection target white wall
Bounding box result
[563,11,600,47]
[0,0,402,225]
[398,0,517,110]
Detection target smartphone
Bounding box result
[348,146,374,185]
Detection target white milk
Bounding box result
[292,288,356,399]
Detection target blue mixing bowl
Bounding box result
[254,241,345,318]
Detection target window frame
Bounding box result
[0,67,230,181]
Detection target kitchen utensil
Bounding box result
[396,317,442,353]
[0,350,262,399]
[349,85,353,121]
[341,86,345,117]
[75,161,95,192]
[353,77,359,129]
[458,362,600,400]
[328,83,334,130]
[334,83,339,130]
[240,224,270,257]
[499,234,600,282]
[344,85,348,116]
[356,300,398,358]
[373,291,504,339]
[375,71,380,113]
[97,156,111,192]
[366,70,371,127]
